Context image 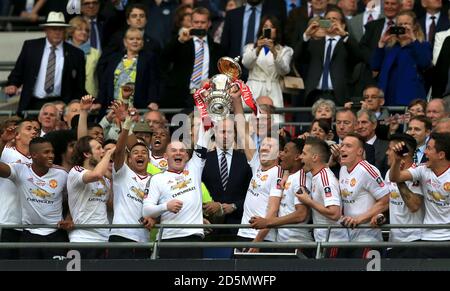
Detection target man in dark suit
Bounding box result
[80,0,104,51]
[418,0,450,46]
[202,118,252,239]
[294,6,362,106]
[160,7,223,109]
[285,0,326,47]
[356,0,401,96]
[221,0,286,58]
[5,11,86,115]
[356,109,389,177]
[100,3,161,62]
[406,115,432,164]
[432,34,450,98]
[331,108,376,178]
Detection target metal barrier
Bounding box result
[0,223,448,260]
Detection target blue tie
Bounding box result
[245,7,256,45]
[321,38,334,91]
[90,19,98,49]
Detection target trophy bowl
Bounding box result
[205,74,233,121]
[203,57,242,122]
[217,56,242,80]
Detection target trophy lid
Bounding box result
[217,56,241,79]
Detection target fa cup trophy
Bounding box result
[204,57,242,121]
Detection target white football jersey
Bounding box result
[110,164,151,242]
[8,163,67,236]
[339,160,390,242]
[276,169,313,242]
[67,166,110,242]
[238,154,283,242]
[143,153,205,240]
[150,152,168,171]
[0,146,31,225]
[408,165,450,241]
[311,167,349,242]
[385,168,424,242]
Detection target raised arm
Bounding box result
[230,87,256,161]
[0,125,16,158]
[77,95,94,140]
[389,142,414,183]
[82,146,116,184]
[111,102,139,172]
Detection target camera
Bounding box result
[318,19,331,29]
[388,26,406,35]
[189,28,207,37]
[263,28,272,39]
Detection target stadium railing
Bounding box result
[0,223,448,260]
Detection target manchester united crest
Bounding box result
[49,179,58,189]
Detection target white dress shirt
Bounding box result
[33,39,64,98]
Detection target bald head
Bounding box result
[434,118,450,133]
[256,96,274,107]
[427,99,449,127]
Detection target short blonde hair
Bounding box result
[67,16,89,40]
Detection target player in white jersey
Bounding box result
[0,137,71,259]
[339,133,390,258]
[68,135,115,259]
[230,86,283,253]
[378,133,424,258]
[148,127,170,171]
[109,111,155,259]
[297,137,349,258]
[390,132,450,258]
[250,139,314,255]
[143,123,210,259]
[0,118,39,259]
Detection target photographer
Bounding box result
[371,10,432,106]
[293,6,362,106]
[242,15,292,123]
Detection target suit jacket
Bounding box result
[348,11,384,43]
[294,35,362,105]
[348,13,365,42]
[160,36,223,108]
[432,29,450,65]
[432,35,450,98]
[7,38,86,114]
[419,14,450,46]
[221,2,286,58]
[360,18,386,63]
[373,137,389,178]
[348,18,386,96]
[285,6,309,48]
[97,50,160,109]
[202,150,252,235]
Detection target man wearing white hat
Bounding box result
[5,11,86,115]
